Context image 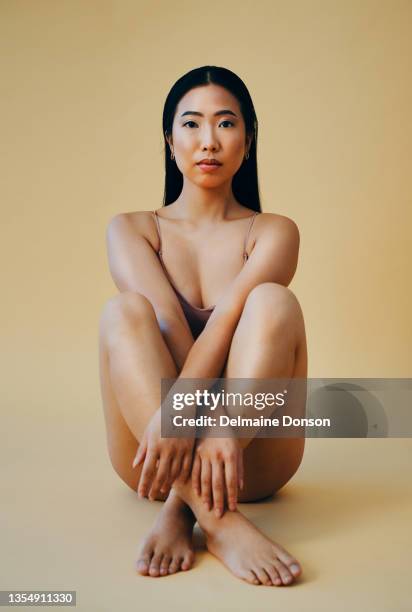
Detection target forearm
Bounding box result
[166,312,265,449]
[179,315,235,379]
[179,314,240,434]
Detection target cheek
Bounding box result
[226,132,246,154]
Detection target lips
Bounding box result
[197,159,222,166]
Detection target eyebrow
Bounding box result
[180,109,238,118]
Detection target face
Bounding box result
[167,84,251,187]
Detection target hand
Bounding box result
[191,436,244,518]
[132,408,194,500]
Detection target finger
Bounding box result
[137,450,158,498]
[224,455,238,511]
[238,448,244,491]
[159,480,171,496]
[191,453,201,495]
[169,453,183,484]
[177,451,192,484]
[200,459,212,511]
[148,454,171,501]
[212,460,225,518]
[132,437,147,469]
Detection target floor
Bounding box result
[2,404,411,612]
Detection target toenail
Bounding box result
[290,563,300,573]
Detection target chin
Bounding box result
[198,177,226,187]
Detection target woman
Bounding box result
[99,66,308,587]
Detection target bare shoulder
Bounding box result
[257,211,299,233]
[253,211,300,252]
[106,210,159,251]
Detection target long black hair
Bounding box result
[162,66,261,213]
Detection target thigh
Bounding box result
[99,332,140,491]
[222,286,308,501]
[98,293,177,494]
[238,336,307,502]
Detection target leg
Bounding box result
[98,291,195,576]
[171,475,301,587]
[222,281,308,501]
[173,282,307,586]
[99,291,179,490]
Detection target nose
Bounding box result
[200,124,219,152]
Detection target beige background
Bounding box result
[1,1,411,611]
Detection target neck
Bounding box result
[173,179,239,223]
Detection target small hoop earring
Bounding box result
[245,151,249,160]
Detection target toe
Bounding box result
[273,545,302,578]
[136,552,152,576]
[265,564,282,586]
[242,570,260,585]
[289,562,301,578]
[181,550,194,571]
[168,556,182,574]
[273,559,293,585]
[149,554,163,577]
[254,567,272,586]
[159,554,171,576]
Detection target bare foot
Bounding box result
[205,510,302,586]
[172,480,302,586]
[136,492,196,577]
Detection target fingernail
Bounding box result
[132,457,138,468]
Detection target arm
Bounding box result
[106,212,199,498]
[106,212,195,371]
[179,214,300,380]
[179,214,300,515]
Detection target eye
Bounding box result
[182,120,235,128]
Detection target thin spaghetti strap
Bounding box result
[243,212,259,261]
[152,210,162,254]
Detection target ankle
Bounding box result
[167,487,196,522]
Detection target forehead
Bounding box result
[176,84,241,116]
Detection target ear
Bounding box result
[165,132,173,150]
[246,131,253,154]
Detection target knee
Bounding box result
[99,292,156,338]
[244,283,302,330]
